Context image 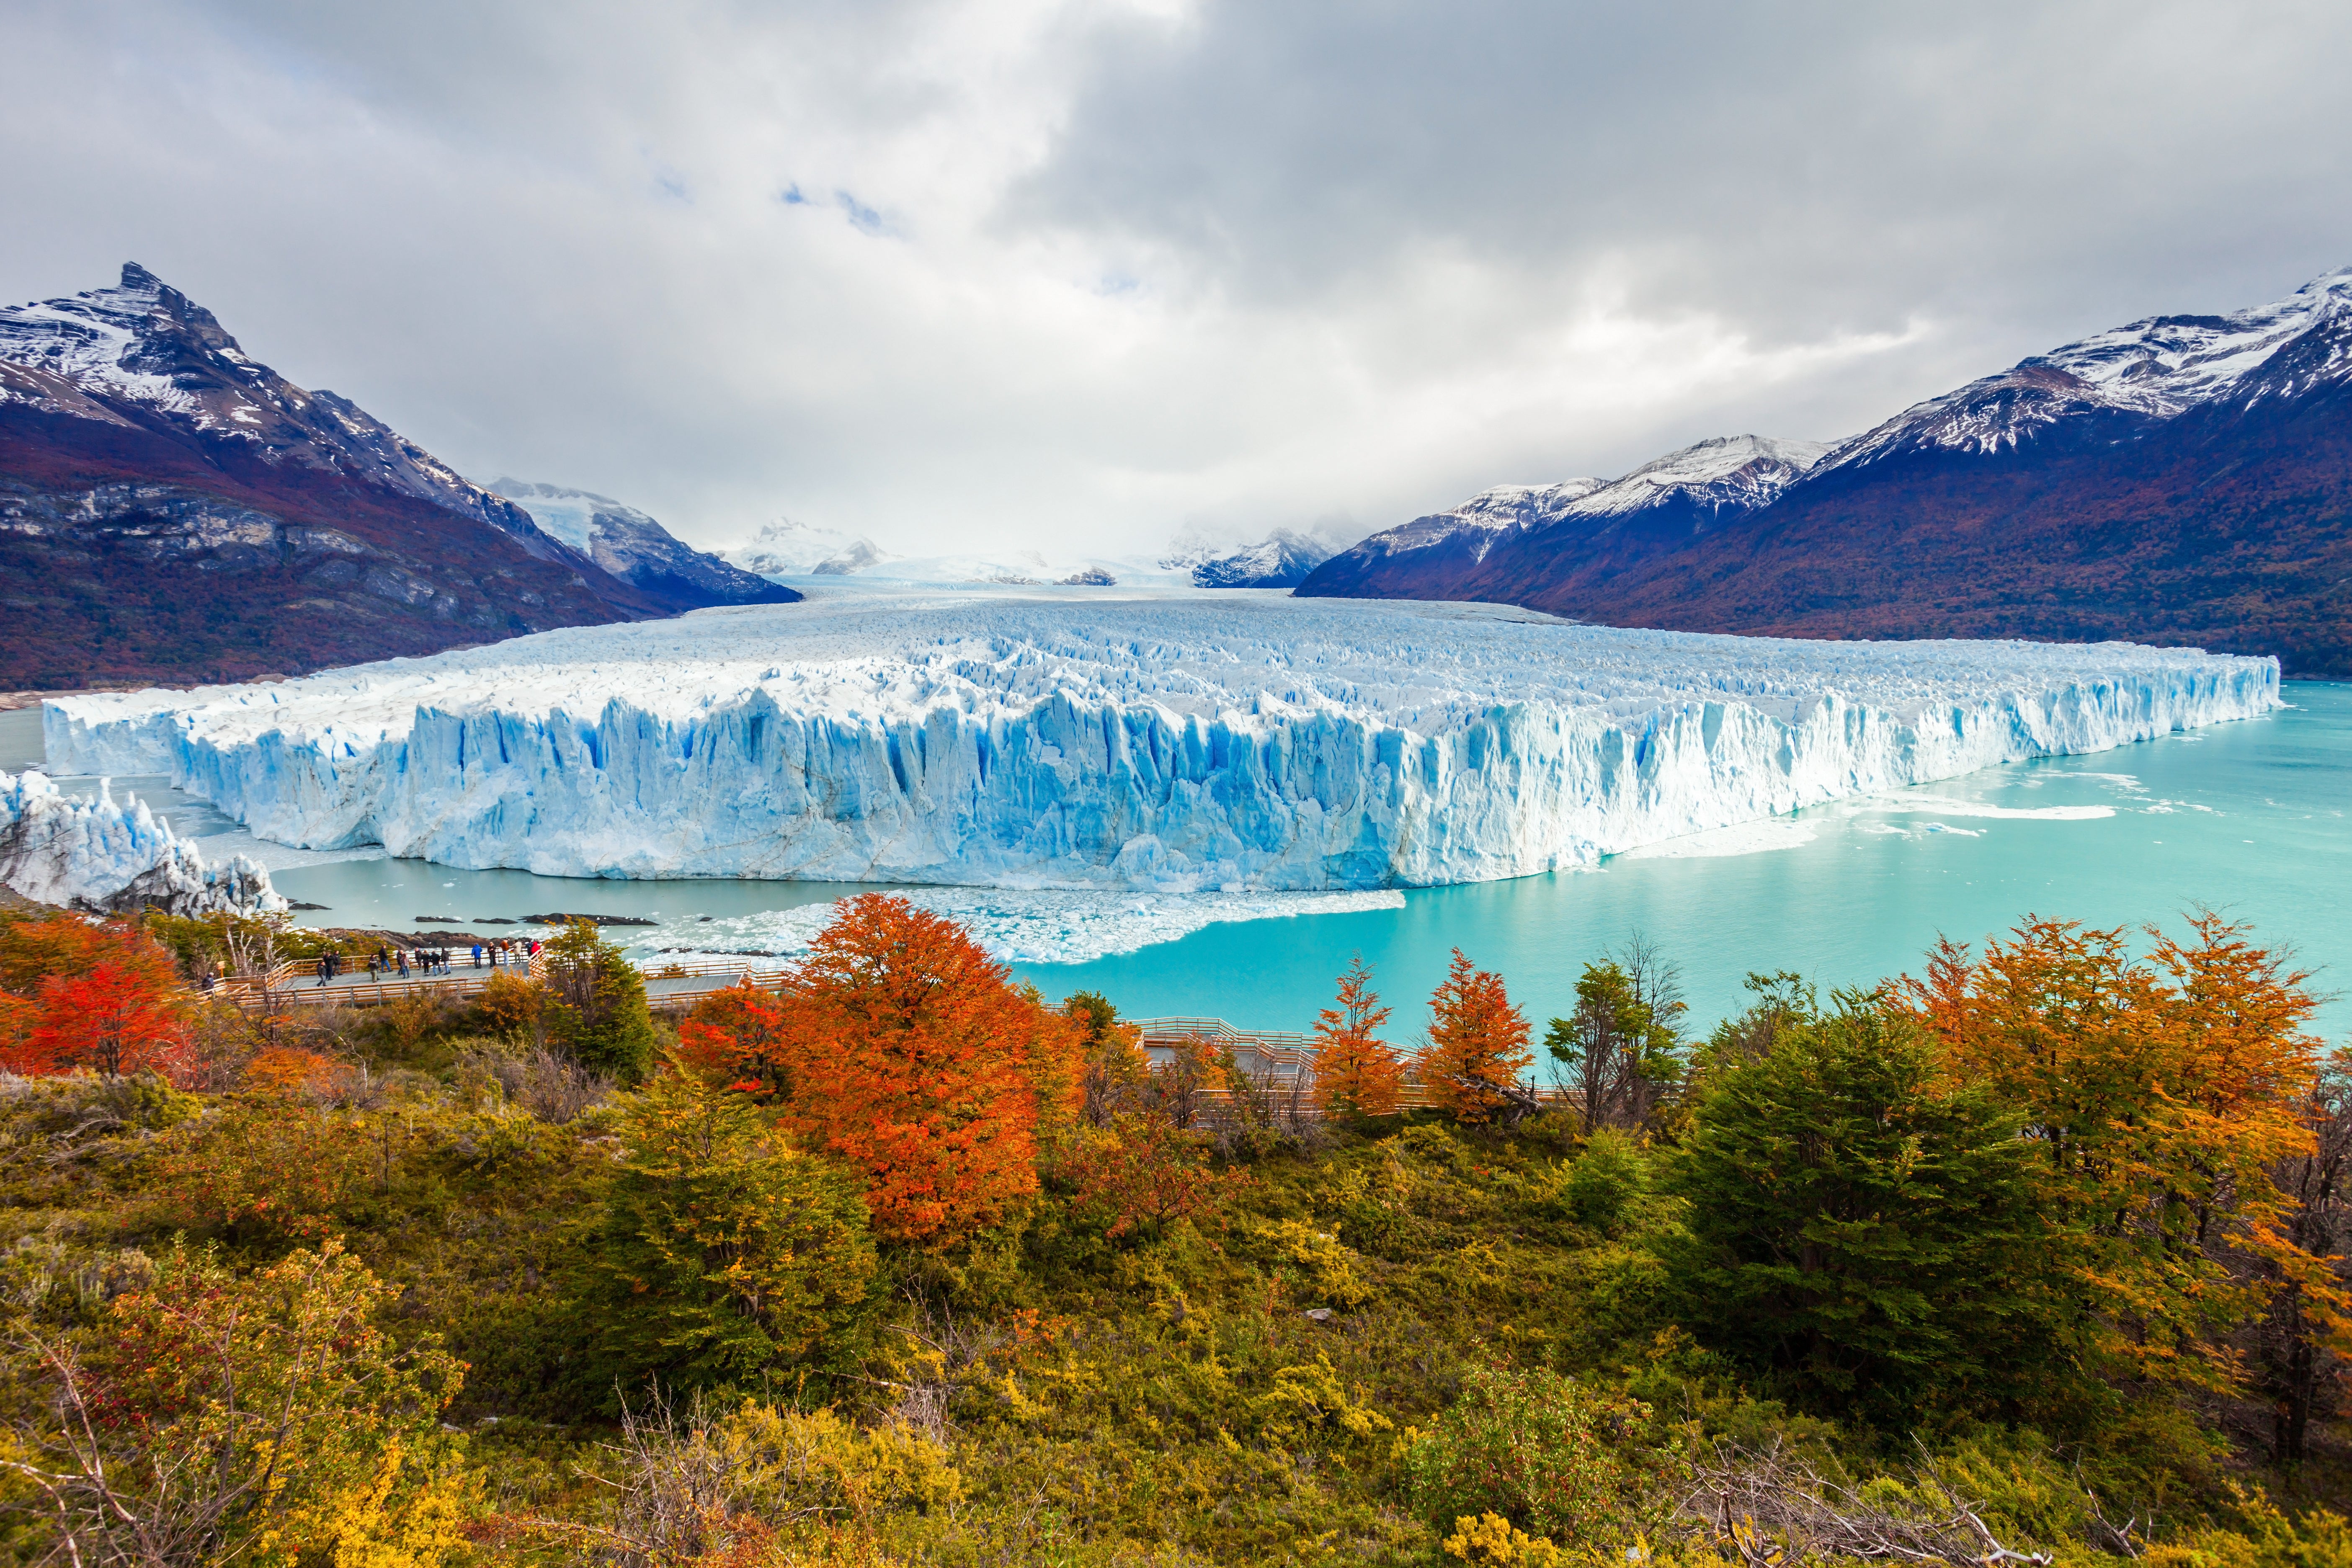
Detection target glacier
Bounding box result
[0,768,286,916]
[40,584,2280,892]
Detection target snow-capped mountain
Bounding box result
[1304,434,1828,599]
[1820,267,2352,471]
[1292,480,1603,597]
[1565,435,1831,520]
[1303,266,2352,675]
[1,265,571,560]
[725,518,896,578]
[0,264,690,687]
[1161,529,1338,588]
[486,480,795,611]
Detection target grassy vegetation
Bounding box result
[2,899,2350,1565]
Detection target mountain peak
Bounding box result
[118,261,162,294]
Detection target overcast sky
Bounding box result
[7,0,2351,555]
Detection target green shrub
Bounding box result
[1401,1360,1654,1546]
[573,1065,879,1405]
[539,920,658,1083]
[1562,1128,1643,1238]
[1659,992,2053,1424]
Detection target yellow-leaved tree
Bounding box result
[1899,913,2349,1390]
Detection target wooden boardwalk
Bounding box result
[218,955,790,1012]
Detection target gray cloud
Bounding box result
[4,0,2349,553]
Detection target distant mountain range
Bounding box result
[1300,271,2352,676]
[485,480,792,611]
[725,518,898,578]
[1161,529,1336,588]
[0,265,792,689]
[720,518,1333,590]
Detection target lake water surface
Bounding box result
[6,687,2347,1038]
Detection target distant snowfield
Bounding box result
[42,582,2281,895]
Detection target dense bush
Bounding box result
[575,1063,880,1403]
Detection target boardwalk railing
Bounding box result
[216,949,804,1013]
[219,950,549,1010]
[636,957,792,985]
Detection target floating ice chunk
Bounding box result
[1616,816,1820,859]
[628,886,1408,967]
[0,768,285,916]
[1857,795,2116,821]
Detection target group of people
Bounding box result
[307,936,541,986]
[471,939,537,969]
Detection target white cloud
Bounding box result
[3,0,2348,556]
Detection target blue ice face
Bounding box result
[34,592,2278,895]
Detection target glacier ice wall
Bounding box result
[0,769,286,916]
[42,588,2282,892]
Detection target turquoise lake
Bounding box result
[1030,681,2352,1039]
[5,685,2347,1038]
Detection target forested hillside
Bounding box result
[2,897,2349,1565]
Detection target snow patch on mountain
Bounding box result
[1301,436,1831,592]
[0,266,207,422]
[42,585,2279,894]
[0,769,285,916]
[485,481,793,608]
[1324,480,1607,573]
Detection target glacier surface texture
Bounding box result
[0,769,284,916]
[42,586,2281,892]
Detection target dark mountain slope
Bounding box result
[0,403,658,687]
[1503,383,2352,674]
[0,265,793,689]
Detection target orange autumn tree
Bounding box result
[0,991,34,1069]
[779,894,1086,1246]
[1899,912,2346,1387]
[1418,948,1533,1124]
[678,979,794,1101]
[0,912,121,994]
[1312,954,1403,1119]
[1059,1112,1249,1242]
[28,965,191,1079]
[9,921,189,1079]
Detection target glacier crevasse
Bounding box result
[41,590,2282,891]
